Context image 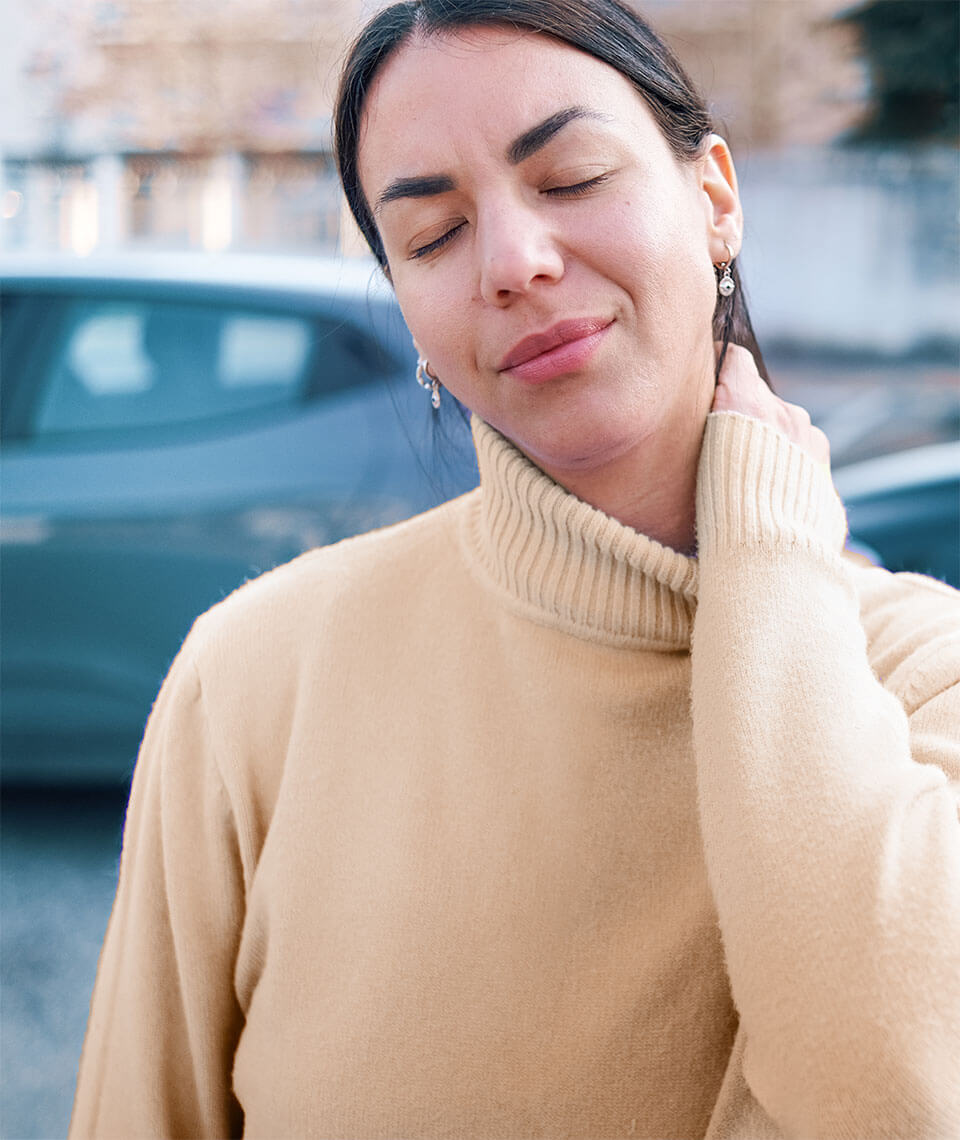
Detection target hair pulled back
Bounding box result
[334,0,768,384]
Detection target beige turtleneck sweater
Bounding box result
[70,411,960,1140]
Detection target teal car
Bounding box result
[834,441,960,588]
[1,253,478,783]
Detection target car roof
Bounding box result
[0,250,393,302]
[833,439,960,499]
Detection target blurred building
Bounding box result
[1,0,358,255]
[2,0,957,355]
[0,0,867,257]
[646,0,869,148]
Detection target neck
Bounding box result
[469,416,700,648]
[532,411,709,556]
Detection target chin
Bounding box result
[505,406,659,482]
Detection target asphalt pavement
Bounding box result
[1,787,127,1139]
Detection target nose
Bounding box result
[477,199,565,306]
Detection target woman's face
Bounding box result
[358,26,741,483]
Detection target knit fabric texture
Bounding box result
[70,411,960,1139]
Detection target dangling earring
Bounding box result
[416,357,441,410]
[715,240,736,298]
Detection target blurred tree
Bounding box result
[838,0,959,143]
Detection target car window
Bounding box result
[219,315,312,390]
[1,289,394,446]
[30,298,313,438]
[65,306,157,396]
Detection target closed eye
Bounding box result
[410,222,466,260]
[544,173,611,198]
[408,172,611,259]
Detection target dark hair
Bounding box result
[334,0,770,386]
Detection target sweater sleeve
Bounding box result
[69,633,247,1139]
[691,411,960,1140]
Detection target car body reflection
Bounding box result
[1,253,478,783]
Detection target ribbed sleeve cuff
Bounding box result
[696,411,848,557]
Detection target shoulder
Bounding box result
[185,489,477,668]
[146,492,478,844]
[849,557,960,713]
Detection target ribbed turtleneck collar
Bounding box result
[462,416,699,649]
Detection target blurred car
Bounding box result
[1,252,478,784]
[835,440,960,588]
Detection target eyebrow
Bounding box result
[507,105,610,164]
[373,105,612,214]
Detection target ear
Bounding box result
[697,134,743,262]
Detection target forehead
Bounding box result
[358,26,656,187]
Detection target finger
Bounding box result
[810,425,832,466]
[712,346,771,416]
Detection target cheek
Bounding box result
[596,199,715,325]
[395,272,474,381]
[578,193,680,279]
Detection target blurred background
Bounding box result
[1,0,958,1135]
[2,0,958,357]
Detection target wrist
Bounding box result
[696,411,848,558]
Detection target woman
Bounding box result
[71,1,960,1137]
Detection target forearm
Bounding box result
[692,412,960,1138]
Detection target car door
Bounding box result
[0,280,474,783]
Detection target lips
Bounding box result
[498,318,613,372]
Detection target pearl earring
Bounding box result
[715,241,736,298]
[415,357,441,410]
